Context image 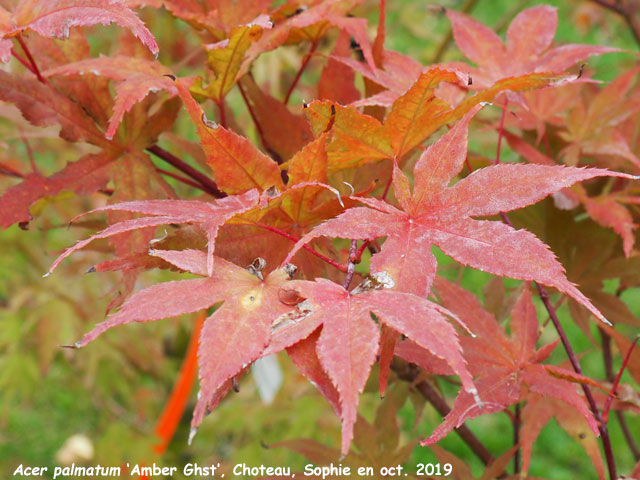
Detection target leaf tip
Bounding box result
[188,427,198,446]
[42,271,51,278]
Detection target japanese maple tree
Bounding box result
[1,1,639,478]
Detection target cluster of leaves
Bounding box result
[1,0,640,478]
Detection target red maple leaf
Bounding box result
[44,56,177,140]
[66,249,295,439]
[421,279,599,453]
[0,0,158,63]
[269,273,476,455]
[285,109,631,323]
[447,5,618,88]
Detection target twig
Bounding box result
[494,114,616,477]
[16,36,46,83]
[154,167,207,191]
[602,336,639,423]
[255,223,348,272]
[494,99,508,165]
[11,48,36,74]
[238,81,270,153]
[216,100,227,128]
[393,361,495,466]
[284,41,318,105]
[343,240,358,289]
[589,0,640,47]
[533,281,617,480]
[146,145,225,198]
[513,403,521,474]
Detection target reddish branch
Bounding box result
[601,330,640,460]
[513,403,521,474]
[534,281,617,480]
[237,81,270,154]
[393,361,495,466]
[342,240,358,289]
[284,41,318,105]
[255,223,348,272]
[146,145,224,198]
[602,336,639,423]
[16,36,46,83]
[12,35,223,200]
[216,100,227,128]
[11,48,35,73]
[493,111,617,478]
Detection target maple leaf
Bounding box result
[0,0,158,63]
[0,70,108,146]
[285,109,631,322]
[65,249,294,437]
[175,79,285,194]
[422,279,599,453]
[447,5,618,88]
[271,274,476,455]
[306,70,567,171]
[0,152,115,229]
[521,394,606,479]
[46,189,260,277]
[238,75,312,161]
[194,23,266,103]
[44,55,177,140]
[558,67,640,169]
[318,31,360,105]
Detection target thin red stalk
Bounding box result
[393,362,495,466]
[237,82,269,153]
[500,207,618,479]
[493,115,616,478]
[146,145,225,198]
[155,167,207,191]
[284,41,318,105]
[16,36,46,83]
[343,240,358,290]
[513,403,521,474]
[381,175,393,200]
[533,281,617,480]
[616,410,640,460]
[353,240,370,263]
[256,223,347,272]
[602,330,640,460]
[216,100,227,128]
[494,99,508,164]
[602,336,639,423]
[11,49,35,73]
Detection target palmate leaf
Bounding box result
[65,250,295,436]
[175,79,285,194]
[46,189,260,277]
[0,0,158,63]
[422,279,602,474]
[447,5,619,88]
[269,275,476,455]
[44,56,177,140]
[285,108,634,323]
